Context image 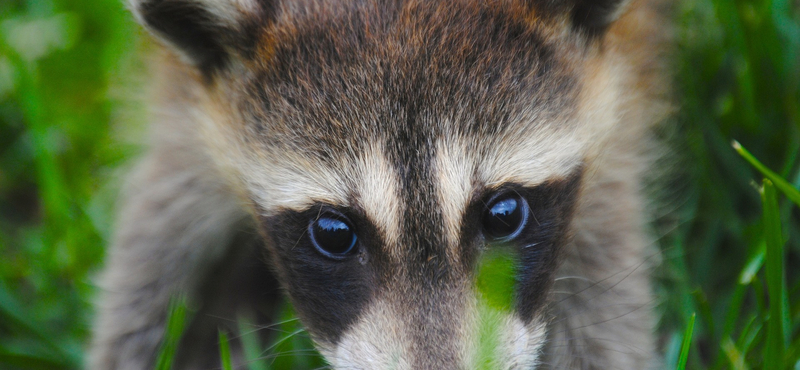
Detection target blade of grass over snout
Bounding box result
[219,330,233,370]
[155,297,189,370]
[734,141,800,207]
[475,248,517,369]
[477,248,516,311]
[676,313,695,370]
[761,180,788,370]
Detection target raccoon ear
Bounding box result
[533,0,630,37]
[130,0,273,75]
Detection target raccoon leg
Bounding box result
[545,172,657,369]
[89,144,273,370]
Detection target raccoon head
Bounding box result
[131,0,641,368]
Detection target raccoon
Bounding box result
[90,0,670,369]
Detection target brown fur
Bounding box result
[91,0,671,368]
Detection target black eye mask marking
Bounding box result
[509,170,584,323]
[462,168,584,323]
[257,168,582,343]
[259,205,383,344]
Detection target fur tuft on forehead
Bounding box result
[235,0,587,165]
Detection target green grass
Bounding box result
[679,313,697,370]
[155,298,189,370]
[1,0,799,369]
[762,179,788,370]
[475,247,517,369]
[218,330,233,370]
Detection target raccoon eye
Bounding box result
[483,193,528,241]
[309,215,357,258]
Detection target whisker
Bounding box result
[258,328,309,357]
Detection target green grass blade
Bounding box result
[721,337,750,370]
[0,349,66,370]
[237,316,269,370]
[691,290,715,347]
[739,242,766,285]
[475,248,517,369]
[266,303,325,369]
[476,248,517,312]
[789,334,800,370]
[736,316,763,354]
[761,179,787,370]
[664,332,683,370]
[219,330,233,370]
[677,313,696,370]
[0,282,71,363]
[722,284,748,343]
[155,298,188,370]
[734,141,800,207]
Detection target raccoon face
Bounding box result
[132,0,633,368]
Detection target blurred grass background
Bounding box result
[0,0,798,368]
